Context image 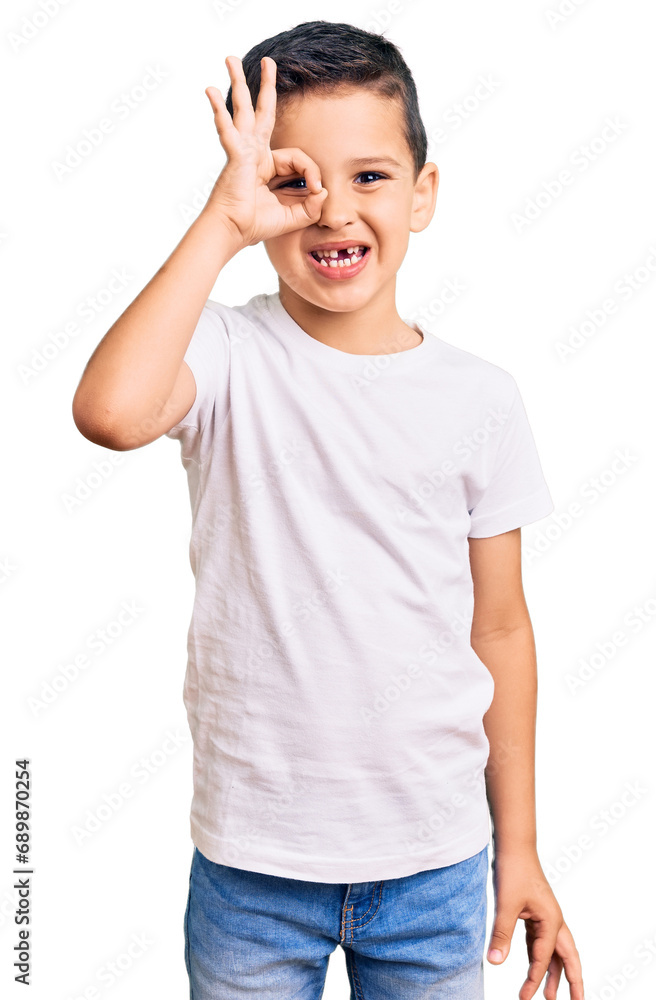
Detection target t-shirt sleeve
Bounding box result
[165,303,230,443]
[467,378,554,538]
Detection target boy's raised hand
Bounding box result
[204,56,327,247]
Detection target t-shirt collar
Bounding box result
[262,291,433,373]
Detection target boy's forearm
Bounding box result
[473,622,539,856]
[72,204,243,437]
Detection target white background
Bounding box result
[2,1,655,998]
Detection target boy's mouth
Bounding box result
[306,244,371,279]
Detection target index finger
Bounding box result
[520,927,558,1000]
[254,56,278,139]
[268,147,323,194]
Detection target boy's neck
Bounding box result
[278,283,423,356]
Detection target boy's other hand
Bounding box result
[487,849,585,999]
[204,56,327,248]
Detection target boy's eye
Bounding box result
[277,172,386,189]
[355,172,386,184]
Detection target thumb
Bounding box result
[487,916,516,964]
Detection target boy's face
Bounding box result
[264,87,438,314]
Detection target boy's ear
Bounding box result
[410,162,439,233]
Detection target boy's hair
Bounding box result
[224,20,428,181]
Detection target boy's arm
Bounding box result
[72,55,327,452]
[468,528,585,1000]
[72,207,243,451]
[469,527,538,855]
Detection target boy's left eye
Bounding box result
[277,172,386,189]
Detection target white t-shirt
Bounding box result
[166,290,554,883]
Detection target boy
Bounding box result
[72,20,584,1000]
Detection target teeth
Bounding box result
[313,245,368,267]
[313,245,366,258]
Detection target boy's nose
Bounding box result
[316,185,358,231]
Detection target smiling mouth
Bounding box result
[309,246,370,268]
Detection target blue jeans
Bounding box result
[184,843,488,999]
